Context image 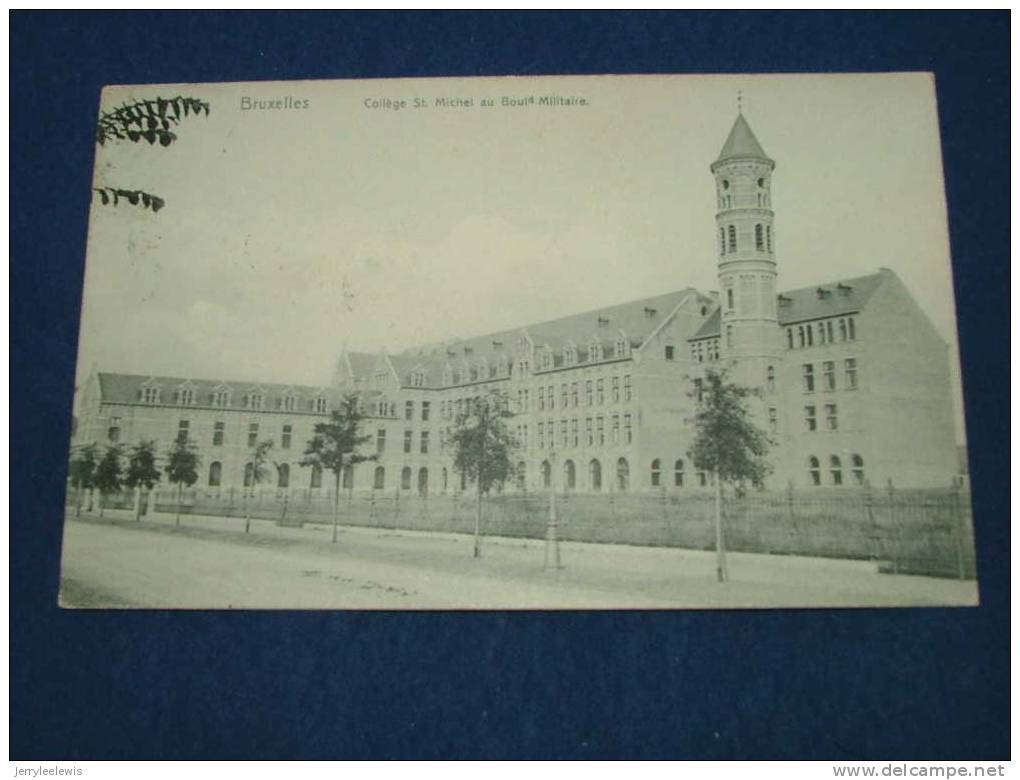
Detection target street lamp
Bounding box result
[544,447,563,570]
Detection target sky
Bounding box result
[76,72,965,437]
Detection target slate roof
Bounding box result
[691,271,888,340]
[715,113,770,163]
[95,372,337,412]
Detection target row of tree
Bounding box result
[68,369,770,580]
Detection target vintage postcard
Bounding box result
[61,73,977,609]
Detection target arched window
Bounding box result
[342,464,353,490]
[373,466,385,490]
[616,458,629,491]
[401,466,412,491]
[243,462,254,488]
[727,225,737,253]
[851,454,865,486]
[418,467,429,496]
[589,459,602,491]
[719,227,726,255]
[755,224,764,251]
[208,461,222,487]
[277,463,290,488]
[829,455,843,486]
[808,456,821,486]
[651,458,661,487]
[563,460,576,491]
[310,464,322,489]
[674,459,685,487]
[516,461,526,491]
[541,460,551,489]
[726,288,734,310]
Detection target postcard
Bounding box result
[60,73,977,609]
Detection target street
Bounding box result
[58,509,979,609]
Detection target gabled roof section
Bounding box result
[690,272,889,341]
[715,113,769,164]
[94,373,339,411]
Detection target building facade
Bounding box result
[71,111,960,494]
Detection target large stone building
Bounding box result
[71,111,960,495]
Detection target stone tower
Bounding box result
[710,110,781,389]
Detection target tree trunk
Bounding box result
[474,488,482,558]
[714,470,728,583]
[244,485,252,534]
[75,481,82,518]
[99,490,105,518]
[134,487,141,521]
[176,483,182,526]
[332,470,341,543]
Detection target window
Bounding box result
[281,393,296,412]
[624,375,632,401]
[611,414,620,444]
[829,455,843,486]
[542,460,551,489]
[596,416,604,446]
[845,358,858,390]
[727,224,736,253]
[310,464,322,489]
[585,418,593,447]
[313,397,327,414]
[808,456,821,486]
[589,459,602,491]
[405,401,414,421]
[547,384,555,410]
[585,380,593,406]
[847,317,856,341]
[420,431,430,454]
[537,422,544,449]
[571,419,579,447]
[697,471,707,488]
[816,322,826,345]
[342,465,354,490]
[403,430,412,454]
[786,328,794,350]
[563,460,576,490]
[826,321,834,343]
[142,386,160,404]
[719,227,726,254]
[538,387,545,411]
[561,419,568,449]
[766,225,773,252]
[616,458,629,491]
[726,325,733,348]
[694,378,704,403]
[376,429,386,453]
[243,462,254,488]
[277,463,290,488]
[755,224,764,251]
[107,417,121,443]
[560,384,568,408]
[177,420,190,445]
[612,376,620,403]
[211,389,231,407]
[281,424,292,449]
[802,364,815,392]
[616,338,627,358]
[768,407,778,433]
[373,466,385,490]
[401,467,412,491]
[805,325,814,347]
[571,382,579,408]
[798,326,806,348]
[176,387,195,405]
[516,461,526,491]
[726,287,734,311]
[248,422,258,448]
[766,366,776,393]
[624,414,632,444]
[208,461,222,487]
[825,403,838,431]
[838,318,848,341]
[651,458,661,487]
[213,421,225,446]
[665,345,675,361]
[851,454,865,486]
[805,405,817,432]
[823,361,836,391]
[546,420,555,449]
[422,401,430,422]
[674,459,685,487]
[246,392,264,410]
[596,378,604,405]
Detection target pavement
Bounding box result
[57,507,980,610]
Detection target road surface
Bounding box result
[58,509,979,609]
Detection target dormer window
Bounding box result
[175,387,195,406]
[280,393,296,411]
[245,392,264,410]
[211,388,231,407]
[141,385,161,404]
[312,396,328,414]
[589,341,603,362]
[615,337,627,359]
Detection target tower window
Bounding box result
[808,457,821,486]
[845,358,858,390]
[766,366,776,393]
[726,288,734,311]
[727,225,737,253]
[766,225,773,252]
[802,364,815,393]
[722,179,730,190]
[755,224,764,251]
[719,227,726,254]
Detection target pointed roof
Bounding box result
[715,113,770,164]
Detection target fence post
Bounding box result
[886,478,900,574]
[863,480,880,565]
[951,480,967,580]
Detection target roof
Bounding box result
[715,113,770,163]
[691,271,889,340]
[95,372,337,412]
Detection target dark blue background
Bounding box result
[10,11,1009,759]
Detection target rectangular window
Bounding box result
[377,429,386,454]
[768,407,778,434]
[108,417,121,443]
[596,416,604,446]
[612,376,620,403]
[405,401,414,421]
[281,424,292,449]
[596,378,604,405]
[537,422,544,449]
[804,405,817,432]
[694,378,703,403]
[420,431,430,454]
[823,361,836,391]
[825,403,838,431]
[538,387,545,411]
[547,385,555,410]
[624,375,632,401]
[421,401,430,422]
[585,418,593,447]
[561,384,568,408]
[571,382,579,407]
[665,345,675,361]
[213,421,225,446]
[177,419,190,445]
[612,415,620,444]
[570,418,578,448]
[403,429,412,453]
[247,422,258,447]
[802,364,815,393]
[585,380,593,406]
[523,389,529,411]
[845,358,858,390]
[561,419,568,449]
[624,414,632,444]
